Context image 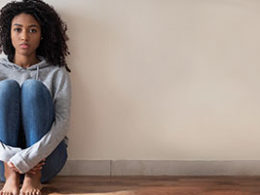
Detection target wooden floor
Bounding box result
[2,176,260,194]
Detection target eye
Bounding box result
[13,28,22,32]
[29,29,37,33]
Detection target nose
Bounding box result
[20,30,29,41]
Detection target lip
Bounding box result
[20,43,29,49]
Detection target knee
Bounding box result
[22,79,42,89]
[0,79,20,89]
[21,79,49,99]
[0,80,20,96]
[22,79,45,92]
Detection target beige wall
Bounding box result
[1,0,260,161]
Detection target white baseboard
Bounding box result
[59,160,260,176]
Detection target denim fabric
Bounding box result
[0,79,67,183]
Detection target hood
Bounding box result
[0,56,52,80]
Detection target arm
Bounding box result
[9,68,71,173]
[0,142,22,162]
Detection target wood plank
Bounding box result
[2,176,260,194]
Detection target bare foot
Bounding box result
[20,173,42,195]
[0,163,20,195]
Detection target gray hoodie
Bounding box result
[0,57,71,173]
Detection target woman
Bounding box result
[0,0,71,194]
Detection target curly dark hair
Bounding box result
[0,0,70,72]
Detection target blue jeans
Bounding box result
[0,79,67,183]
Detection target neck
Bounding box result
[14,54,39,68]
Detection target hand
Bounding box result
[7,161,22,174]
[7,159,46,175]
[27,159,46,175]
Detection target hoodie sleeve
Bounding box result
[9,68,71,173]
[0,142,22,162]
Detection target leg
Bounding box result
[21,79,54,147]
[41,140,67,183]
[20,79,55,194]
[0,80,21,195]
[0,80,21,148]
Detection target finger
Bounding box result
[29,167,43,173]
[40,159,46,163]
[37,162,45,167]
[33,165,44,170]
[11,167,18,172]
[32,164,43,170]
[34,164,42,169]
[36,162,45,166]
[31,167,42,172]
[7,162,14,168]
[39,162,45,166]
[9,162,14,167]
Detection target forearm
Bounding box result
[0,141,22,162]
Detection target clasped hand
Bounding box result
[7,159,46,174]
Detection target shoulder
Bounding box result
[44,64,70,80]
[51,66,71,98]
[0,57,7,63]
[50,66,71,90]
[0,57,10,66]
[49,64,69,75]
[54,66,70,82]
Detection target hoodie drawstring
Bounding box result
[36,65,39,80]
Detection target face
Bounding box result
[11,13,41,57]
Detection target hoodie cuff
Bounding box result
[9,154,31,174]
[0,143,22,162]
